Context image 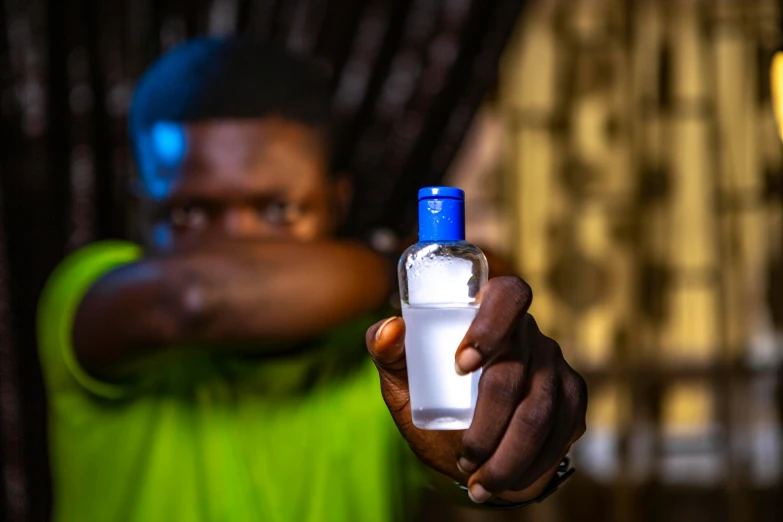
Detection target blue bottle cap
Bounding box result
[417,186,465,242]
[418,186,465,200]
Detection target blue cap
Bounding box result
[417,186,465,242]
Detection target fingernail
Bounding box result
[456,347,482,375]
[456,457,477,474]
[468,483,491,504]
[375,317,397,341]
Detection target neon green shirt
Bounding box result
[38,241,421,522]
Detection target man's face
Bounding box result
[136,118,346,252]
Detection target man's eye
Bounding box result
[169,203,209,229]
[262,201,303,226]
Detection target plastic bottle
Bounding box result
[398,187,488,430]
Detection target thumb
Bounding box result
[366,317,410,416]
[367,317,464,479]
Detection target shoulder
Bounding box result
[46,240,142,285]
[39,240,142,308]
[37,240,142,395]
[39,240,142,326]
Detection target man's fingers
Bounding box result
[458,351,525,474]
[505,364,587,493]
[477,457,563,505]
[500,374,582,495]
[464,366,559,501]
[455,277,533,375]
[464,350,587,503]
[366,317,407,371]
[509,366,586,491]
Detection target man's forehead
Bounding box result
[137,119,328,200]
[143,118,323,160]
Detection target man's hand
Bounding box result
[365,276,587,504]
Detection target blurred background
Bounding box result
[2,0,783,521]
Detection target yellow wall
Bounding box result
[494,0,782,461]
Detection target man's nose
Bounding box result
[223,206,268,240]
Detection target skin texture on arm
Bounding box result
[73,240,391,376]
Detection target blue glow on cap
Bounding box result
[417,186,465,242]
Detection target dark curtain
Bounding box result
[0,0,527,520]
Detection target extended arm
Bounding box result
[74,241,391,375]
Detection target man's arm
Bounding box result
[73,241,391,376]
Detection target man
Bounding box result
[37,37,587,521]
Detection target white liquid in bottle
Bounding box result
[402,305,480,429]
